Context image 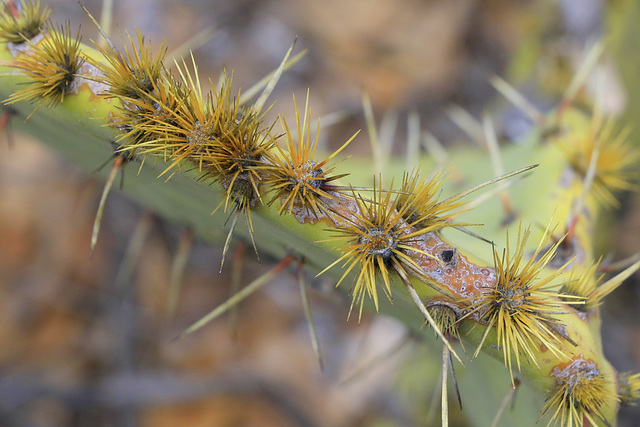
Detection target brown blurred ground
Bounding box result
[2,0,640,426]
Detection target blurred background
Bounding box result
[2,0,640,425]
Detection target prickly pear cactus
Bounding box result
[1,1,640,426]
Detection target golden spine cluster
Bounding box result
[2,1,640,425]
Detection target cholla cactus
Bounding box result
[1,1,640,426]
